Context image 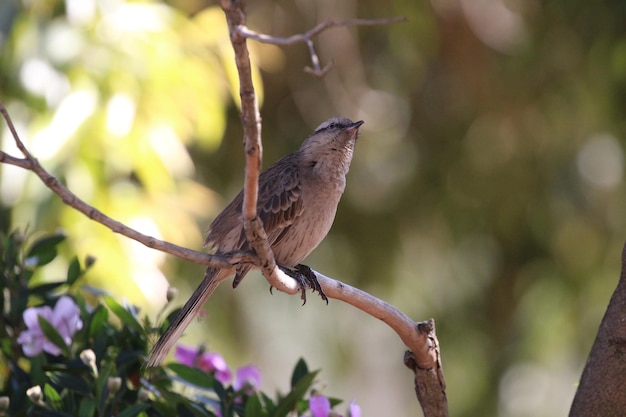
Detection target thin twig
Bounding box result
[237,16,407,77]
[0,102,257,270]
[0,7,447,415]
[237,17,407,45]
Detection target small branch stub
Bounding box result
[404,320,449,417]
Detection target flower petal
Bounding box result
[348,399,361,417]
[310,395,331,417]
[17,330,45,357]
[174,344,200,366]
[199,352,232,384]
[233,365,261,391]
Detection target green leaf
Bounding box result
[26,233,66,266]
[88,306,109,338]
[103,296,143,332]
[77,396,96,417]
[245,393,269,417]
[37,316,70,357]
[30,281,68,296]
[290,358,309,388]
[47,372,91,395]
[167,363,216,390]
[78,397,96,417]
[117,403,150,417]
[66,256,82,285]
[43,383,62,409]
[271,370,319,417]
[260,392,276,413]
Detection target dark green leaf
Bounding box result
[290,358,309,388]
[26,233,66,266]
[47,372,91,395]
[260,392,276,413]
[103,296,143,332]
[26,249,57,267]
[271,370,319,417]
[117,403,150,417]
[32,409,76,417]
[328,396,343,408]
[78,397,96,417]
[167,363,216,390]
[66,257,82,285]
[88,306,109,338]
[30,281,68,296]
[245,393,269,417]
[37,316,70,357]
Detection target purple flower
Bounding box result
[348,399,361,417]
[174,345,232,384]
[17,296,83,357]
[233,365,261,392]
[310,395,331,417]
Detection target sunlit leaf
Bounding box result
[167,363,215,390]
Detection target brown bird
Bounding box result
[147,117,364,367]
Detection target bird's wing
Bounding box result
[205,154,304,251]
[257,155,304,245]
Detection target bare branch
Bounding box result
[218,1,447,415]
[237,16,407,76]
[0,4,446,414]
[0,101,256,270]
[220,0,299,293]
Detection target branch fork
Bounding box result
[1,2,447,415]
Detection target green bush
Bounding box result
[0,230,360,417]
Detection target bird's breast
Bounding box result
[272,177,344,266]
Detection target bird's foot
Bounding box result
[273,264,328,305]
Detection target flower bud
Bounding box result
[107,377,122,395]
[85,255,97,268]
[137,388,150,402]
[0,396,10,414]
[26,386,43,404]
[80,349,96,366]
[80,349,98,377]
[166,287,178,302]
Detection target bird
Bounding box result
[147,117,364,367]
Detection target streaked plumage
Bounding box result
[147,117,364,367]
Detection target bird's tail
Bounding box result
[146,267,231,367]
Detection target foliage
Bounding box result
[0,230,357,417]
[2,0,626,416]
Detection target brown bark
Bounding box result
[569,242,626,417]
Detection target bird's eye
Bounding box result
[328,123,337,130]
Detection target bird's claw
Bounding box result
[276,264,328,305]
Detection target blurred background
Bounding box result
[2,0,626,415]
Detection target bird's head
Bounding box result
[299,117,364,177]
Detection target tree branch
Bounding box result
[237,17,407,77]
[569,241,626,416]
[0,103,257,270]
[0,4,447,415]
[219,1,447,415]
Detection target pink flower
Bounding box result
[17,296,83,357]
[348,399,361,417]
[310,395,331,417]
[233,365,261,392]
[174,345,232,384]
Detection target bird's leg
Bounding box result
[275,264,328,305]
[295,264,329,304]
[277,265,308,304]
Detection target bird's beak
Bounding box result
[345,120,365,134]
